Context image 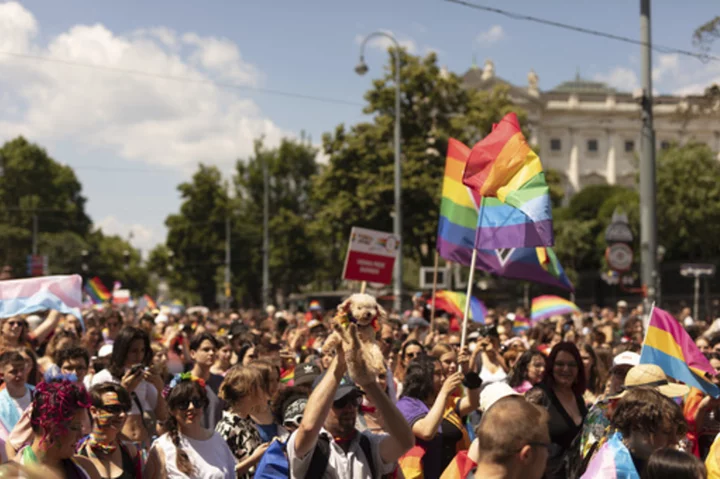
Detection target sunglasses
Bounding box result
[176,397,207,410]
[332,395,362,409]
[101,404,130,415]
[405,352,421,360]
[6,321,24,328]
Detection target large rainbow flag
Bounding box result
[462,112,553,249]
[433,290,486,324]
[640,306,720,398]
[437,139,573,291]
[86,277,111,303]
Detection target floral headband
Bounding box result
[162,372,206,398]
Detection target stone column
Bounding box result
[568,128,579,193]
[606,129,616,185]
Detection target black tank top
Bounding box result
[78,443,136,479]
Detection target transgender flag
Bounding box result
[0,275,83,322]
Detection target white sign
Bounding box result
[342,227,399,284]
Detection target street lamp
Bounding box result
[356,31,403,313]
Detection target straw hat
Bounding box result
[613,364,689,399]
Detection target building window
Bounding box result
[587,139,598,152]
[624,140,634,152]
[550,138,561,151]
[660,140,671,150]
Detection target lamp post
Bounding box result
[356,31,403,313]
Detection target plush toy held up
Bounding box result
[322,293,387,384]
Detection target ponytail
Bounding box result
[165,415,194,476]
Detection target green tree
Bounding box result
[165,165,229,306]
[312,49,526,283]
[0,137,91,275]
[233,137,319,304]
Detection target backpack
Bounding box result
[254,439,291,479]
[307,433,377,478]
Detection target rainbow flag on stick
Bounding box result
[640,306,720,398]
[280,367,294,385]
[531,295,581,322]
[437,139,573,291]
[87,277,111,302]
[432,290,486,324]
[143,294,158,310]
[462,112,553,249]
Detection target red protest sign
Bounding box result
[342,227,399,285]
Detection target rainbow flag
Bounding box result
[531,295,581,322]
[308,300,322,311]
[83,284,98,304]
[437,139,573,291]
[143,294,158,310]
[512,316,531,334]
[398,445,425,479]
[462,112,553,249]
[433,290,486,324]
[640,306,720,398]
[280,367,294,385]
[87,277,111,302]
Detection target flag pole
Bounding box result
[460,249,478,350]
[360,281,367,294]
[639,301,655,357]
[429,251,439,331]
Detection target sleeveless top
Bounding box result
[78,441,137,479]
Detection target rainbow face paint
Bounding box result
[101,392,121,406]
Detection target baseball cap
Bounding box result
[480,382,520,412]
[294,363,321,387]
[312,373,363,401]
[98,343,113,358]
[617,300,629,308]
[612,351,640,369]
[408,316,430,330]
[282,398,308,427]
[612,364,690,399]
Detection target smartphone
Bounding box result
[129,364,145,375]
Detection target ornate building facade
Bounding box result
[463,60,719,198]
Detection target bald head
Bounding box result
[476,396,549,465]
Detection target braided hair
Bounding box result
[164,376,208,476]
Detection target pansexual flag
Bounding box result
[87,277,111,302]
[432,290,486,324]
[462,112,553,249]
[0,275,83,321]
[641,306,720,398]
[437,139,573,291]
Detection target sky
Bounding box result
[1,0,719,255]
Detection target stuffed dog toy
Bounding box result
[322,293,387,384]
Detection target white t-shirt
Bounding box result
[151,431,236,479]
[91,369,158,415]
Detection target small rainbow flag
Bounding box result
[280,367,294,385]
[512,316,531,334]
[432,290,486,324]
[531,295,580,322]
[143,294,158,310]
[462,112,553,249]
[87,277,111,303]
[308,300,322,311]
[83,284,98,304]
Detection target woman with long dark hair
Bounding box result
[396,355,481,479]
[144,374,236,478]
[528,342,587,479]
[506,348,546,394]
[393,340,424,398]
[91,326,168,451]
[579,343,608,405]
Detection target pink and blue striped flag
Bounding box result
[0,275,83,322]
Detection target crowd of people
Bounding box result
[0,295,716,478]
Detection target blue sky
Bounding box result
[1,0,718,254]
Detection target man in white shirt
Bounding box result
[287,326,414,478]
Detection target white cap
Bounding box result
[480,382,520,412]
[617,300,629,308]
[155,314,169,325]
[506,312,516,321]
[612,351,640,368]
[98,344,114,358]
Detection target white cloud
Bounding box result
[0,2,288,172]
[593,66,639,91]
[476,25,505,47]
[355,30,417,54]
[653,54,679,83]
[96,215,158,255]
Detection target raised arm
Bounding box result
[363,381,414,464]
[293,347,346,458]
[31,309,61,344]
[411,372,462,441]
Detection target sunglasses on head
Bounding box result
[176,397,206,410]
[101,404,129,415]
[333,395,361,409]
